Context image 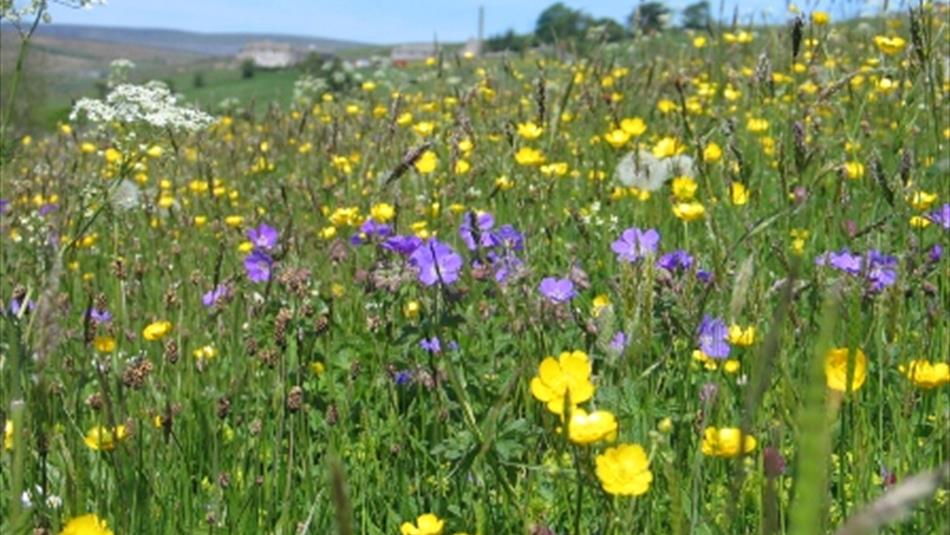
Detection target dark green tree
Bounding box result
[535,2,590,43]
[240,59,256,80]
[682,1,710,30]
[628,1,670,34]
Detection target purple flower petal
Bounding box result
[409,239,463,286]
[539,277,576,304]
[244,249,273,283]
[611,227,660,263]
[697,315,730,359]
[247,223,279,251]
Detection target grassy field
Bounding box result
[1,7,949,535]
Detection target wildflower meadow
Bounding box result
[1,2,949,534]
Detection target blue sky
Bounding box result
[45,0,881,44]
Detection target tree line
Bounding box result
[485,1,711,52]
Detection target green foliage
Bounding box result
[240,58,256,79]
[682,1,710,30]
[629,1,671,34]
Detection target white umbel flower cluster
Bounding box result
[292,74,328,103]
[70,81,214,132]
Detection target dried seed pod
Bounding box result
[286,386,304,412]
[164,339,179,364]
[216,397,230,419]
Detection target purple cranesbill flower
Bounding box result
[381,234,423,256]
[538,277,576,304]
[925,203,950,230]
[38,203,58,217]
[495,224,524,252]
[493,254,524,283]
[87,307,112,323]
[816,247,899,292]
[202,284,230,307]
[696,270,713,283]
[656,250,694,272]
[409,239,464,286]
[8,298,35,316]
[609,331,628,352]
[697,315,730,359]
[393,370,413,385]
[928,244,943,263]
[244,249,273,283]
[459,211,499,251]
[351,219,394,245]
[0,199,9,214]
[815,248,863,274]
[865,250,897,292]
[420,337,442,354]
[247,223,279,251]
[611,227,660,263]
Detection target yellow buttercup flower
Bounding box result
[604,128,631,149]
[843,161,865,180]
[142,320,173,341]
[746,118,769,133]
[727,325,755,347]
[594,443,653,496]
[730,182,750,206]
[651,136,685,159]
[908,191,938,211]
[672,201,705,222]
[93,336,116,354]
[60,514,114,535]
[899,360,950,389]
[414,150,438,174]
[568,408,618,445]
[873,35,906,55]
[671,176,697,201]
[412,121,435,137]
[319,226,337,240]
[530,350,595,415]
[620,117,647,137]
[404,300,421,319]
[591,294,610,317]
[516,121,543,140]
[401,513,444,535]
[825,347,867,393]
[811,11,829,26]
[701,427,757,458]
[703,142,722,163]
[310,361,326,376]
[370,202,395,222]
[514,147,545,166]
[83,425,128,451]
[193,344,217,361]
